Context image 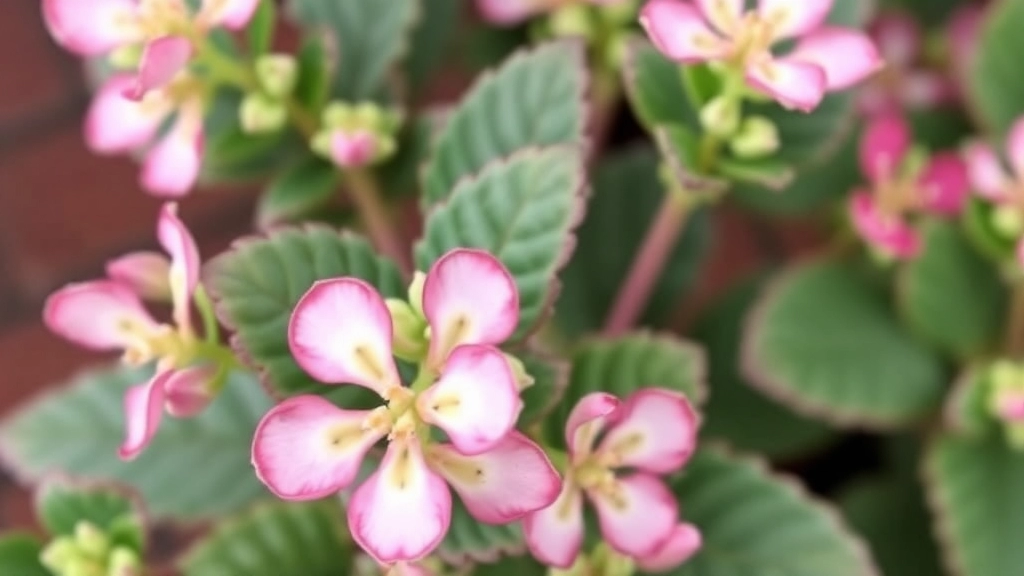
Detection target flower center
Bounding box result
[136,0,192,38]
[731,12,778,65]
[117,319,192,367]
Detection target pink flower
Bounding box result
[43,0,259,99]
[639,0,882,111]
[848,115,968,258]
[523,390,701,569]
[858,11,956,115]
[86,75,204,197]
[329,130,378,168]
[964,117,1024,267]
[476,0,628,25]
[251,249,560,564]
[43,203,211,460]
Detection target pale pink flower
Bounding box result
[964,117,1024,267]
[858,11,956,115]
[85,74,204,197]
[43,0,259,99]
[523,390,701,569]
[43,203,211,460]
[251,249,560,564]
[476,0,627,25]
[848,115,968,258]
[639,0,882,111]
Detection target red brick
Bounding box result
[0,3,71,125]
[0,322,100,413]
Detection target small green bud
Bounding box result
[548,555,591,576]
[66,559,105,576]
[106,546,142,576]
[40,537,78,573]
[548,4,594,39]
[255,54,299,99]
[408,271,427,318]
[597,0,637,26]
[699,95,741,138]
[990,360,1023,390]
[322,102,355,129]
[74,522,110,560]
[991,204,1024,239]
[310,130,333,158]
[352,102,386,130]
[240,93,288,134]
[504,353,535,392]
[108,45,142,70]
[592,542,636,576]
[729,115,780,158]
[386,298,429,362]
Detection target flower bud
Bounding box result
[987,360,1024,449]
[386,298,428,362]
[548,4,594,39]
[597,0,636,26]
[408,271,426,318]
[164,365,219,418]
[729,115,780,158]
[240,94,288,134]
[991,204,1024,240]
[74,522,110,560]
[592,542,636,576]
[503,353,535,391]
[106,546,142,576]
[40,536,78,573]
[255,54,298,99]
[66,559,105,576]
[549,555,591,576]
[699,95,741,138]
[106,251,172,301]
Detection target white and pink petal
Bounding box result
[787,27,883,91]
[599,388,699,474]
[141,109,204,198]
[200,0,260,29]
[106,251,172,301]
[640,0,730,63]
[85,76,168,154]
[43,280,159,351]
[918,152,969,216]
[124,36,193,101]
[695,0,744,35]
[475,0,544,25]
[963,141,1011,202]
[522,481,585,569]
[163,364,218,418]
[859,115,911,184]
[589,474,678,558]
[848,191,921,259]
[118,369,173,461]
[330,130,377,168]
[744,57,827,112]
[157,202,201,330]
[42,0,142,55]
[759,0,832,40]
[635,523,703,573]
[565,392,620,459]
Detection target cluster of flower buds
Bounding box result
[986,361,1024,449]
[43,204,225,460]
[848,115,968,259]
[310,102,403,169]
[240,54,300,135]
[40,521,142,576]
[965,117,1024,270]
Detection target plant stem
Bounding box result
[602,191,692,336]
[193,284,220,344]
[1005,280,1024,358]
[343,168,412,276]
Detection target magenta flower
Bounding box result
[523,390,701,570]
[476,0,627,25]
[86,75,204,197]
[43,0,259,99]
[858,11,955,115]
[43,204,213,460]
[848,115,968,258]
[639,0,881,112]
[964,117,1024,266]
[251,249,561,564]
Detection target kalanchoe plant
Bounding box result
[7,0,1024,575]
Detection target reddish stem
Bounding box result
[344,169,413,278]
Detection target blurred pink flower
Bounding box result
[964,117,1024,267]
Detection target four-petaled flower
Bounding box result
[251,249,561,564]
[964,117,1024,267]
[524,390,702,571]
[44,203,215,460]
[640,0,882,111]
[848,115,968,259]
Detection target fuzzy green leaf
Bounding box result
[0,534,48,576]
[966,0,1024,135]
[257,156,339,229]
[437,497,524,566]
[35,478,142,545]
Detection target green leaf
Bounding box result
[0,534,49,576]
[247,0,276,55]
[667,447,877,576]
[201,91,300,183]
[547,333,706,449]
[517,351,569,427]
[694,276,835,460]
[437,497,524,566]
[207,228,405,403]
[898,220,1008,359]
[257,156,340,228]
[376,111,446,199]
[556,146,712,337]
[743,260,947,428]
[180,501,351,576]
[35,478,142,544]
[288,0,420,101]
[421,41,588,206]
[964,195,1018,263]
[966,0,1024,135]
[622,39,696,130]
[0,366,273,520]
[924,433,1024,576]
[469,554,547,576]
[840,475,943,576]
[404,0,459,92]
[294,35,330,110]
[415,147,587,342]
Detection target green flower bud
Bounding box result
[592,543,635,576]
[548,555,591,576]
[66,559,105,576]
[504,353,535,391]
[74,522,110,560]
[106,546,142,576]
[699,95,741,138]
[255,54,299,99]
[353,102,386,130]
[322,102,355,129]
[108,45,142,70]
[548,4,594,39]
[40,537,78,573]
[240,93,288,134]
[386,298,429,362]
[729,115,780,159]
[597,0,637,26]
[991,204,1024,240]
[408,271,427,318]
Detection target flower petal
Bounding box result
[902,71,955,109]
[251,395,383,500]
[42,0,141,55]
[330,130,376,168]
[1006,118,1024,179]
[640,0,730,63]
[523,481,585,569]
[859,115,910,184]
[141,109,204,197]
[106,251,172,301]
[288,278,401,395]
[759,0,831,40]
[918,152,969,215]
[565,392,620,459]
[428,432,561,524]
[124,36,193,101]
[869,11,921,68]
[349,441,452,563]
[589,474,678,558]
[696,0,744,34]
[599,389,699,474]
[85,76,167,154]
[848,191,921,258]
[423,249,518,365]
[744,57,827,112]
[157,203,201,330]
[416,345,519,455]
[43,280,159,351]
[788,28,883,91]
[118,370,172,461]
[635,523,703,573]
[964,141,1011,202]
[201,0,260,29]
[164,364,218,418]
[474,0,543,25]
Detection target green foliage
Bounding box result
[35,479,142,546]
[437,497,523,566]
[247,0,276,55]
[0,534,49,576]
[966,0,1024,135]
[257,156,340,228]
